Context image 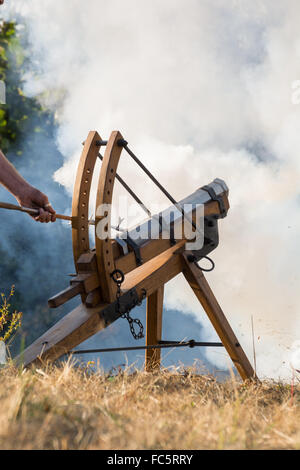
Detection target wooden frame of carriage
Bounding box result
[17,130,256,381]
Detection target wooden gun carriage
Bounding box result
[17,130,256,381]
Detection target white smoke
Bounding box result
[3,0,300,380]
[290,341,300,373]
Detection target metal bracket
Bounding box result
[189,215,219,262]
[99,288,140,327]
[153,212,177,247]
[201,185,227,218]
[115,237,129,256]
[126,233,143,266]
[169,222,176,246]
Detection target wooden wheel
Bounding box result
[71,130,126,305]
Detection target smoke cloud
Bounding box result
[3,0,300,380]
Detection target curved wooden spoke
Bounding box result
[95,130,124,302]
[72,130,103,265]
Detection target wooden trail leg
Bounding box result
[145,286,164,371]
[181,253,257,382]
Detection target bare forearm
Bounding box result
[0,149,56,223]
[0,149,32,199]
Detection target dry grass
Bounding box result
[0,360,299,450]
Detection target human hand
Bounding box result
[16,186,56,223]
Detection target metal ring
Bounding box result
[110,269,125,284]
[195,256,215,272]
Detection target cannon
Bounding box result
[14,130,255,380]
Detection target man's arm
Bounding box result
[0,149,56,223]
[0,2,56,223]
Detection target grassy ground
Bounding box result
[0,360,299,450]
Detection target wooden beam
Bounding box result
[18,242,185,368]
[21,240,254,377]
[48,283,84,309]
[145,286,164,371]
[16,303,109,368]
[181,252,257,381]
[122,240,185,298]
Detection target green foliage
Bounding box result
[0,19,73,351]
[0,285,22,344]
[0,20,55,158]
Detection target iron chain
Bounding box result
[111,269,146,340]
